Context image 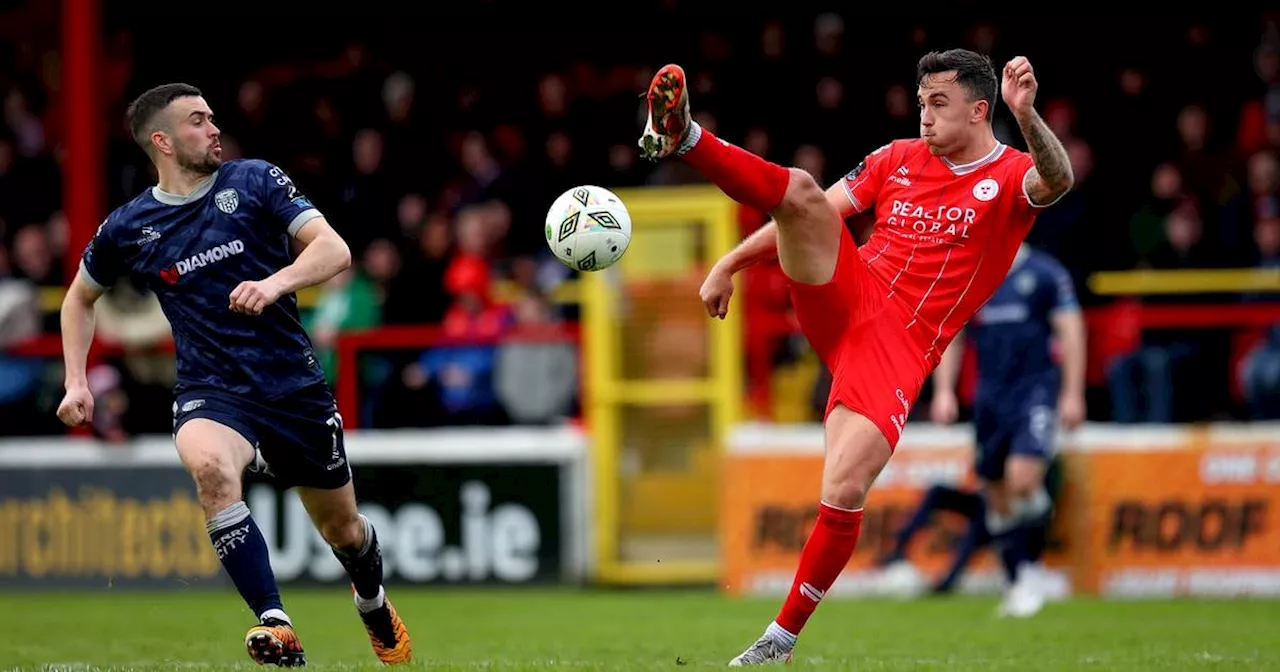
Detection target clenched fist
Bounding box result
[57,385,95,427]
[229,279,283,316]
[1001,55,1038,119]
[699,266,735,319]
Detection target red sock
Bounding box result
[682,127,791,214]
[774,502,864,636]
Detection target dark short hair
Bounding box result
[916,49,998,120]
[125,83,203,153]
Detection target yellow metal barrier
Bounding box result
[581,184,740,585]
[1088,268,1280,296]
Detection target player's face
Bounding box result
[167,96,222,175]
[917,72,986,156]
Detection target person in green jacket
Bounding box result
[306,265,382,384]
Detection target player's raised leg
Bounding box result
[730,407,891,666]
[297,483,412,664]
[639,63,845,286]
[175,419,304,667]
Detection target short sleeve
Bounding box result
[1014,153,1067,211]
[256,161,323,237]
[1046,259,1079,314]
[841,142,896,214]
[80,218,126,291]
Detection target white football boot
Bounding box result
[997,562,1046,619]
[638,63,693,161]
[728,634,793,666]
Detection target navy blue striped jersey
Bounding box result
[966,247,1079,408]
[80,159,328,399]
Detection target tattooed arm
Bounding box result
[1001,55,1074,206]
[1017,109,1074,206]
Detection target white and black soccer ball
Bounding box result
[544,185,632,272]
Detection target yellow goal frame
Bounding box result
[580,184,742,585]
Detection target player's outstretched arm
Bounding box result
[57,271,105,426]
[230,217,352,315]
[1001,56,1074,206]
[699,221,775,319]
[698,181,853,319]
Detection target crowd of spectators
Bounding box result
[2,6,1279,437]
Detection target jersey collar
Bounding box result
[941,142,1006,175]
[152,170,219,206]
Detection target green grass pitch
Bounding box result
[3,588,1278,670]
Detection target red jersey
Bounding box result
[841,138,1054,366]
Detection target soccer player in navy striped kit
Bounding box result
[56,84,412,666]
[929,242,1085,617]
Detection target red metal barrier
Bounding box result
[5,323,580,432]
[6,301,1278,432]
[333,323,580,429]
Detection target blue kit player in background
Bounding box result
[55,84,413,666]
[928,242,1086,618]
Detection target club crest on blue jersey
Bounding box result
[215,188,240,214]
[1015,270,1037,295]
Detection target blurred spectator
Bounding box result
[1220,149,1280,257]
[1172,104,1236,242]
[10,223,61,331]
[1129,163,1187,262]
[306,263,384,426]
[383,212,453,325]
[94,280,173,436]
[1235,41,1280,156]
[1238,217,1280,419]
[495,293,577,424]
[0,247,43,434]
[1108,204,1228,422]
[403,297,512,426]
[306,265,382,385]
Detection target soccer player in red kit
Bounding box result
[637,49,1074,665]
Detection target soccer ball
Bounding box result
[544,185,632,272]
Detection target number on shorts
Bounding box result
[1027,405,1057,454]
[325,412,344,453]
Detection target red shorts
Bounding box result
[788,226,932,449]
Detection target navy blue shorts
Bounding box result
[973,392,1058,482]
[172,383,350,490]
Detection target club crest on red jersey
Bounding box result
[972,178,1000,202]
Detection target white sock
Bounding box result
[676,121,703,155]
[260,608,290,625]
[1013,486,1053,522]
[356,585,386,613]
[765,621,797,649]
[986,510,1016,537]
